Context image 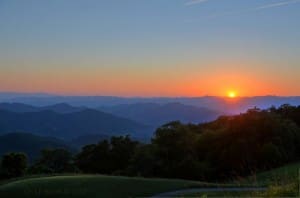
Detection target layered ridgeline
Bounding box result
[0,102,85,113]
[0,102,223,126]
[0,109,150,139]
[0,102,223,139]
[0,133,113,161]
[99,103,222,126]
[0,133,72,161]
[1,93,300,114]
[1,105,300,183]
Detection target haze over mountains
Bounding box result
[0,92,300,162]
[99,103,221,126]
[1,92,300,114]
[1,92,300,142]
[0,102,223,140]
[0,109,149,139]
[0,103,85,114]
[0,133,72,162]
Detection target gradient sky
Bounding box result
[0,0,299,96]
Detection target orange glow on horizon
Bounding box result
[0,60,298,97]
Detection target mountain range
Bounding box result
[99,102,221,126]
[0,109,149,139]
[1,92,300,114]
[0,133,72,162]
[0,101,225,143]
[0,93,300,162]
[0,102,85,114]
[1,93,300,145]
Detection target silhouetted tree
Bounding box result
[110,135,139,174]
[127,144,158,177]
[152,121,203,179]
[77,140,111,173]
[30,148,74,174]
[75,135,138,174]
[0,152,27,178]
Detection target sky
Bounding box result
[0,0,299,97]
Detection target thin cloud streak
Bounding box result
[206,0,300,18]
[256,0,300,10]
[185,0,208,6]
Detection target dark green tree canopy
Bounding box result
[29,148,74,174]
[0,152,27,178]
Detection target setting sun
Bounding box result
[227,91,237,98]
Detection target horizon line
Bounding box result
[0,91,299,98]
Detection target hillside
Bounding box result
[100,102,222,126]
[0,103,85,114]
[1,94,300,113]
[1,163,299,198]
[0,133,72,161]
[0,175,209,198]
[0,110,150,139]
[0,102,222,128]
[0,103,37,113]
[246,162,300,185]
[69,134,111,148]
[246,162,300,197]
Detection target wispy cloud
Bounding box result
[205,0,300,18]
[256,0,300,10]
[185,0,209,6]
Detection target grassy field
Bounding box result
[176,191,261,197]
[1,163,299,198]
[180,162,300,197]
[256,162,300,197]
[0,175,217,198]
[253,162,300,185]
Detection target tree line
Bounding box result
[1,104,300,181]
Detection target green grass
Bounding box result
[0,175,216,198]
[263,182,298,197]
[245,162,300,186]
[236,162,300,197]
[176,191,260,197]
[183,162,300,198]
[258,163,300,183]
[1,163,300,198]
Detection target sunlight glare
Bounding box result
[228,91,237,98]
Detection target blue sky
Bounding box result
[0,0,299,96]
